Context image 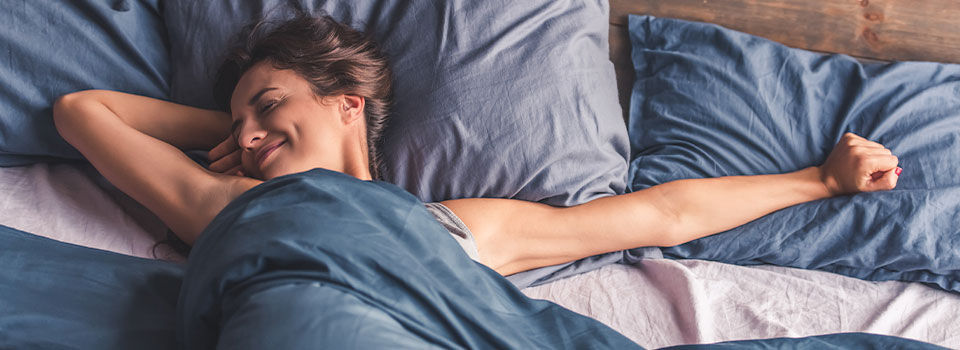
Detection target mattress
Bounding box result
[2,162,958,349]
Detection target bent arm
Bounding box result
[53,90,258,243]
[59,90,230,150]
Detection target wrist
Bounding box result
[198,111,233,150]
[813,166,841,197]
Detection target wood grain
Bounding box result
[609,0,960,64]
[607,0,960,121]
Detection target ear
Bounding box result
[340,95,365,125]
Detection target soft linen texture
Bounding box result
[625,15,960,292]
[162,0,629,207]
[0,225,181,350]
[10,162,959,348]
[178,168,639,349]
[523,260,960,348]
[0,0,169,166]
[1,168,944,350]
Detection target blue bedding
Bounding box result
[0,169,947,348]
[0,225,181,349]
[177,168,637,348]
[0,0,169,166]
[625,15,960,293]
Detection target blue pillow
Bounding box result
[0,0,169,166]
[626,15,960,292]
[163,0,628,206]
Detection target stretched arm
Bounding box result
[53,90,259,243]
[445,133,901,275]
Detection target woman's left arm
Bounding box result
[444,133,900,275]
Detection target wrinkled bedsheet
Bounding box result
[0,163,960,348]
[2,164,956,348]
[524,260,960,348]
[177,168,638,348]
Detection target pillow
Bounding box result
[0,0,169,166]
[163,0,628,206]
[626,15,960,292]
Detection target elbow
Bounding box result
[53,90,103,136]
[53,91,87,126]
[53,93,81,138]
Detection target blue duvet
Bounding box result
[0,169,935,349]
[177,169,636,348]
[0,169,948,349]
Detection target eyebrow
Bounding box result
[247,87,278,106]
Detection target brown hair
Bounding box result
[213,13,393,179]
[154,14,393,259]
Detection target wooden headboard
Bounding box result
[608,0,960,120]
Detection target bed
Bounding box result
[1,0,959,349]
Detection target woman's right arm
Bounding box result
[53,90,259,244]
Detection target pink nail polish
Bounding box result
[895,167,902,176]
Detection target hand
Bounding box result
[207,135,244,176]
[819,132,901,196]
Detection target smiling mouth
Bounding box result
[257,141,285,168]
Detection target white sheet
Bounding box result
[0,162,180,261]
[522,260,960,348]
[3,162,959,348]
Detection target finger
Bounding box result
[846,138,885,149]
[208,137,238,160]
[843,132,864,140]
[223,164,242,176]
[867,166,901,191]
[853,146,892,156]
[866,154,899,173]
[859,138,887,149]
[842,133,888,149]
[841,134,872,148]
[209,150,242,172]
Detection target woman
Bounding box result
[52,14,901,277]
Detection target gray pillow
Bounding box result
[163,0,628,206]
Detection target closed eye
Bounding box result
[259,100,278,114]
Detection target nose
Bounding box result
[237,119,267,151]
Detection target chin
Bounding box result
[259,165,299,181]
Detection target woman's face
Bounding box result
[229,62,363,180]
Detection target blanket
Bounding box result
[0,168,948,349]
[177,168,637,348]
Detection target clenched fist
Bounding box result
[819,132,901,195]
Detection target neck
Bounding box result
[344,162,373,181]
[340,131,373,181]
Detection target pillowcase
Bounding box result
[0,0,169,166]
[626,15,960,292]
[163,0,629,206]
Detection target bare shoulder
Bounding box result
[439,198,559,273]
[439,193,672,276]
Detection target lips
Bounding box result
[256,140,285,167]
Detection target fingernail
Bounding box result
[895,167,902,176]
